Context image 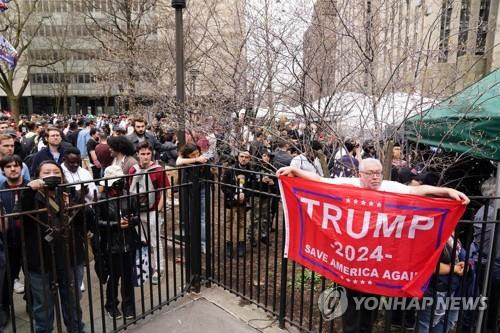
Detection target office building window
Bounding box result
[476,0,490,55]
[438,0,453,62]
[457,0,470,57]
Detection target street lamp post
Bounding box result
[172,0,186,147]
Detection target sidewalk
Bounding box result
[128,286,299,333]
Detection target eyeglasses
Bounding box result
[360,171,383,177]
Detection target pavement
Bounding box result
[128,286,298,333]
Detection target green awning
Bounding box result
[405,69,500,161]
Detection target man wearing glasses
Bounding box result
[277,158,468,201]
[277,158,469,333]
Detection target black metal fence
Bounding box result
[0,164,498,333]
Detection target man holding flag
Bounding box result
[277,158,469,333]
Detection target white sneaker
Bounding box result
[80,280,85,292]
[13,279,24,294]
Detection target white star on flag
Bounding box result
[346,198,351,203]
[369,201,374,206]
[361,200,366,205]
[377,203,382,208]
[353,199,358,204]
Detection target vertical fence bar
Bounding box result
[278,213,288,329]
[190,167,202,292]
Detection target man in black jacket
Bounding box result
[29,127,66,176]
[0,155,27,328]
[221,151,254,258]
[273,140,292,169]
[126,118,161,155]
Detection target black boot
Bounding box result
[225,241,233,258]
[237,241,246,257]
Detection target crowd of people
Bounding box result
[0,112,494,332]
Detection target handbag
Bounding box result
[132,222,151,287]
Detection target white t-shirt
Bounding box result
[290,154,324,177]
[62,164,97,202]
[323,177,411,194]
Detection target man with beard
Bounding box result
[221,150,255,258]
[0,134,30,183]
[0,155,27,327]
[126,118,161,156]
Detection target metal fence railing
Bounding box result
[0,164,498,333]
[202,164,500,333]
[0,169,194,333]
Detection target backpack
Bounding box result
[129,164,161,211]
[20,135,36,156]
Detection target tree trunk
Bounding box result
[7,96,20,124]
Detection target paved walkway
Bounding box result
[129,287,296,333]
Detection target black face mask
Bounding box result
[43,176,62,190]
[112,179,125,192]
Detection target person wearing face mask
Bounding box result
[94,165,139,320]
[18,160,86,333]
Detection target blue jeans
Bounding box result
[28,265,84,333]
[416,291,459,333]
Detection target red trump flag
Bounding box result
[278,176,466,298]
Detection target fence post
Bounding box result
[189,166,202,293]
[278,214,288,329]
[204,169,212,287]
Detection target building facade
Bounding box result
[0,0,247,116]
[303,0,500,101]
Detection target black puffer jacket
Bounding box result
[94,194,140,254]
[18,188,87,273]
[221,163,255,208]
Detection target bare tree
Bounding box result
[0,0,55,121]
